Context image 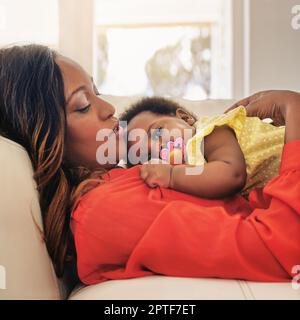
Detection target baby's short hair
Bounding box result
[120,96,197,124]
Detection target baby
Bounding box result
[120,97,285,199]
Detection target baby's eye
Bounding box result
[151,127,163,141]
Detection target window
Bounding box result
[0,0,59,48]
[0,0,234,99]
[95,0,232,100]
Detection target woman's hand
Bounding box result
[225,90,300,126]
[225,90,300,143]
[140,160,173,189]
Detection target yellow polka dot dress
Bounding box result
[186,106,285,197]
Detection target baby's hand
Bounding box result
[140,159,173,188]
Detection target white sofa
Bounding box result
[0,96,299,300]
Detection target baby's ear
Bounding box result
[176,108,196,125]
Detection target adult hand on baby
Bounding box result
[225,90,300,126]
[140,160,173,189]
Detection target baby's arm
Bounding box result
[170,125,247,198]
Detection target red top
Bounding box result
[70,140,300,285]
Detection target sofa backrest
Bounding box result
[103,95,234,118]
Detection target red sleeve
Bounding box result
[123,140,300,282]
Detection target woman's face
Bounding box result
[56,56,122,170]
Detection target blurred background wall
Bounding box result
[0,0,299,100]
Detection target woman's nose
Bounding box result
[96,97,116,121]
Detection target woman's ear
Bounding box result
[176,108,196,125]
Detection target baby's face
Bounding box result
[125,111,196,163]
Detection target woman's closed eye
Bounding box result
[76,104,91,113]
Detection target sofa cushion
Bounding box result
[69,276,300,300]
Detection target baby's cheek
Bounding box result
[126,140,141,158]
[149,137,163,159]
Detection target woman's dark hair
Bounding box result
[0,44,93,279]
[120,96,197,124]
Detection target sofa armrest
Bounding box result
[0,137,62,300]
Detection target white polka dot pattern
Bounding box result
[187,106,285,197]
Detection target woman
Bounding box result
[0,45,299,284]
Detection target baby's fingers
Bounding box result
[145,176,158,188]
[140,165,159,188]
[145,158,168,165]
[140,166,149,180]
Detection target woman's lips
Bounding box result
[113,122,119,133]
[110,122,124,138]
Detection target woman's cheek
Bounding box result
[73,120,100,143]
